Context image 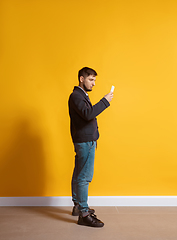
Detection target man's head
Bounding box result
[78,67,97,92]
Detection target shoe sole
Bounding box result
[77,221,104,227]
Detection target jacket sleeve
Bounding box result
[70,95,110,121]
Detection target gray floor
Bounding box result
[1,207,177,240]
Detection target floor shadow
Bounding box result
[26,207,76,223]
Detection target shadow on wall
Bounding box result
[0,119,46,197]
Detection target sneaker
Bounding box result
[77,213,104,227]
[72,205,95,216]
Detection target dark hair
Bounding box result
[78,67,97,81]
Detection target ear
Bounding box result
[80,76,84,82]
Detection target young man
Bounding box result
[68,67,113,227]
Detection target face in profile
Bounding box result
[80,75,96,92]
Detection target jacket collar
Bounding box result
[74,86,91,104]
[74,86,88,96]
[77,86,88,96]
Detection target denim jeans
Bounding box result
[72,141,96,212]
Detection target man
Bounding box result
[68,67,113,227]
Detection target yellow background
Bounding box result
[0,0,177,197]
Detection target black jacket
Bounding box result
[68,86,110,143]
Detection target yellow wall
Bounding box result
[0,0,177,197]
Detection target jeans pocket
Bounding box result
[88,141,96,151]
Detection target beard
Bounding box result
[83,83,92,92]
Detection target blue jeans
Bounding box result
[72,141,96,212]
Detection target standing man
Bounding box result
[68,67,113,227]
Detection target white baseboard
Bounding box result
[0,196,177,207]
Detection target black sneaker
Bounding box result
[77,213,104,227]
[72,205,95,216]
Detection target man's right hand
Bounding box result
[104,92,113,102]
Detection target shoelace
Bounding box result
[90,213,97,218]
[90,213,99,222]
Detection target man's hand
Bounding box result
[104,92,113,102]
